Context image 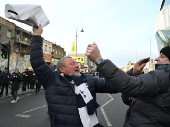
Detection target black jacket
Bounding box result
[11,72,23,90]
[0,70,2,83]
[97,60,170,127]
[22,71,30,81]
[30,36,118,127]
[1,71,12,84]
[29,71,35,81]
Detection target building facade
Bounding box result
[0,16,66,72]
[156,0,170,51]
[43,39,53,63]
[121,61,134,72]
[52,44,66,59]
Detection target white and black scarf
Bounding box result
[62,74,103,127]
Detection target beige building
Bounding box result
[121,61,135,72]
[15,26,32,58]
[43,39,53,63]
[0,16,16,53]
[0,16,66,71]
[52,44,66,59]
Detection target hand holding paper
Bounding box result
[33,25,43,36]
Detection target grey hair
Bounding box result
[57,56,72,72]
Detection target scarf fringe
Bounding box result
[86,99,99,115]
[94,123,104,127]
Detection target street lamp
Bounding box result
[76,28,84,57]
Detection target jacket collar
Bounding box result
[156,64,170,70]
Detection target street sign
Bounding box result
[72,56,84,63]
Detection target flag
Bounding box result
[71,41,76,52]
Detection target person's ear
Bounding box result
[168,60,170,64]
[59,67,65,73]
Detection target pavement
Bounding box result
[0,87,36,100]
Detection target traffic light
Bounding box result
[1,43,9,59]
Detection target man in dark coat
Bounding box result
[30,25,118,127]
[29,69,35,90]
[35,77,41,94]
[86,43,170,127]
[0,67,12,97]
[22,68,30,91]
[11,69,23,103]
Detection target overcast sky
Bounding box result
[0,0,162,67]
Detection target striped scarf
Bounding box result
[63,74,103,127]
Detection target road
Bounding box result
[0,90,128,127]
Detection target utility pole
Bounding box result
[7,41,10,70]
[76,30,77,57]
[149,37,151,70]
[150,37,151,59]
[75,28,84,58]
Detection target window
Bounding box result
[155,30,170,51]
[56,50,58,54]
[49,47,51,52]
[44,45,47,51]
[16,35,20,41]
[25,37,28,43]
[52,49,55,54]
[7,29,12,38]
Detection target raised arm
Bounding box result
[85,43,170,97]
[30,25,54,89]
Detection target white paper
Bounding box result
[5,4,50,27]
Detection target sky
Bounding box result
[0,0,162,68]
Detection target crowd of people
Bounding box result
[0,67,41,103]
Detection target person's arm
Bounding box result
[11,73,14,81]
[18,73,23,82]
[97,60,170,97]
[30,25,55,89]
[87,75,119,93]
[96,78,119,93]
[85,43,169,98]
[8,73,12,80]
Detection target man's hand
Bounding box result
[33,24,43,36]
[85,43,102,62]
[133,57,150,75]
